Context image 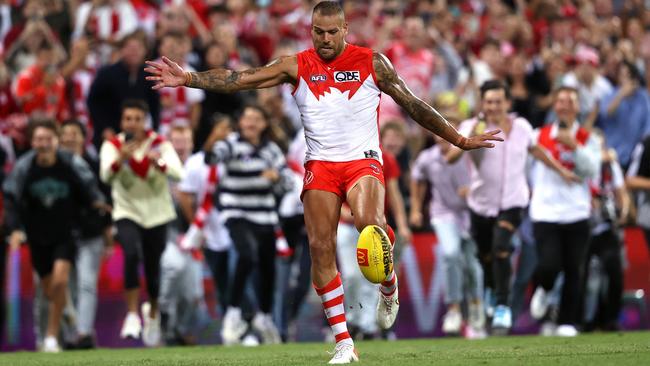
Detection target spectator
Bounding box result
[176,115,233,319]
[88,31,160,149]
[72,0,138,45]
[625,132,650,253]
[596,60,650,169]
[529,86,602,337]
[582,129,629,332]
[410,131,485,339]
[4,14,66,75]
[156,32,204,137]
[99,99,183,347]
[59,119,113,349]
[275,127,311,342]
[447,80,572,333]
[380,16,436,125]
[206,104,291,346]
[12,42,67,120]
[158,125,204,346]
[561,45,613,127]
[4,119,107,352]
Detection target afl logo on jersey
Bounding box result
[334,71,360,83]
[310,74,327,82]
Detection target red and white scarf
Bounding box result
[180,164,218,251]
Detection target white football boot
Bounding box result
[442,309,462,334]
[221,307,248,345]
[328,342,359,364]
[141,302,161,347]
[42,336,61,353]
[530,287,550,320]
[252,312,282,344]
[120,311,142,339]
[376,276,400,329]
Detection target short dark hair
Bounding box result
[121,99,149,114]
[313,1,344,17]
[61,119,87,138]
[28,118,59,140]
[480,79,511,100]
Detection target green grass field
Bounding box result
[2,332,650,366]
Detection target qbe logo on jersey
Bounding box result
[334,71,360,83]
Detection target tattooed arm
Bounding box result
[145,56,298,92]
[373,52,501,150]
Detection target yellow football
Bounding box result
[356,225,393,284]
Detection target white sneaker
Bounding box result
[221,307,248,345]
[491,305,512,330]
[376,277,399,330]
[530,287,549,320]
[252,313,281,344]
[42,336,61,353]
[141,302,161,347]
[328,342,359,364]
[539,321,556,337]
[555,324,578,337]
[120,311,142,339]
[442,309,462,334]
[468,302,486,330]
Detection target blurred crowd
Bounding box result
[0,0,649,353]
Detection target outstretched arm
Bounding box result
[373,52,502,150]
[145,56,298,92]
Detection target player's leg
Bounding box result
[304,189,358,363]
[346,176,398,330]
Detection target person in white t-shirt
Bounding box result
[176,117,233,317]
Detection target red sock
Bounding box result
[314,273,352,344]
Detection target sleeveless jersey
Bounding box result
[292,44,383,164]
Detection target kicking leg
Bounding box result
[346,176,399,330]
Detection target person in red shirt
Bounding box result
[13,42,67,121]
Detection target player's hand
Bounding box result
[9,230,25,251]
[458,129,503,150]
[145,56,188,90]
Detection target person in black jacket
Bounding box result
[87,31,160,149]
[3,119,108,353]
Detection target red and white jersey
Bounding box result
[292,44,382,164]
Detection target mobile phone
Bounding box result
[124,132,134,142]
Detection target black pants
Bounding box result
[116,219,167,300]
[583,228,623,328]
[226,219,276,313]
[470,207,523,305]
[533,220,590,326]
[204,248,230,314]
